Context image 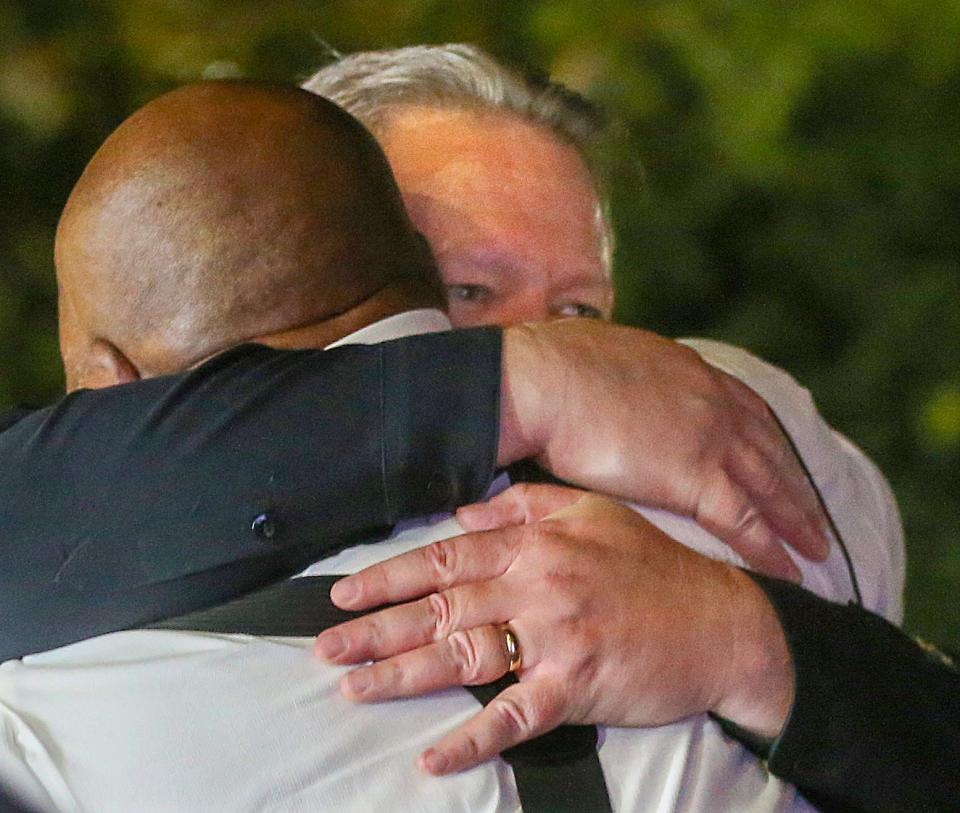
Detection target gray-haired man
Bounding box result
[298,43,913,802]
[302,44,615,329]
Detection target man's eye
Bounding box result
[446,284,493,305]
[555,302,604,319]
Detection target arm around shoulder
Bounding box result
[0,329,502,659]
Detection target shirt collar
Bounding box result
[323,308,452,349]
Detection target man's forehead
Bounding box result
[380,105,597,196]
[382,108,606,259]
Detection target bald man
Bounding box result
[56,80,445,389]
[0,80,831,813]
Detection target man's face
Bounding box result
[377,106,613,327]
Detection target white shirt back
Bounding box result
[0,512,817,813]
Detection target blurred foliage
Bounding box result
[0,0,957,647]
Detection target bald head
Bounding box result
[56,80,442,389]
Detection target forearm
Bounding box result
[0,330,502,659]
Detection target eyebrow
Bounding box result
[450,242,607,284]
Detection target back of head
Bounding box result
[56,80,442,389]
[302,43,614,272]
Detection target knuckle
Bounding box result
[425,592,455,640]
[559,622,600,678]
[673,340,709,372]
[730,500,764,539]
[423,539,459,586]
[729,375,773,418]
[363,617,387,654]
[693,473,722,524]
[367,566,390,599]
[696,472,757,540]
[755,460,784,501]
[458,731,483,763]
[741,385,770,417]
[675,392,717,445]
[540,575,587,618]
[685,404,724,465]
[693,367,726,408]
[377,659,404,691]
[568,621,600,662]
[447,630,483,683]
[731,444,783,503]
[528,681,566,725]
[690,390,719,423]
[524,521,565,554]
[489,694,537,739]
[510,482,536,503]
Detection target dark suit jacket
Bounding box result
[0,331,500,659]
[747,573,960,813]
[0,326,956,812]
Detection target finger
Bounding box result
[456,483,588,532]
[418,681,565,775]
[317,579,517,664]
[726,414,829,561]
[720,376,830,550]
[339,624,521,703]
[330,526,525,610]
[696,471,802,582]
[720,371,780,423]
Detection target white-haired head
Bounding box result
[302,43,614,276]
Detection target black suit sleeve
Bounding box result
[743,572,960,813]
[0,329,502,661]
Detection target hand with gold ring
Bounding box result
[315,484,793,776]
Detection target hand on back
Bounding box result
[499,319,829,580]
[317,484,794,774]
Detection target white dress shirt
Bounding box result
[0,312,902,813]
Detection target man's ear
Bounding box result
[73,338,141,390]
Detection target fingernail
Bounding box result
[330,579,357,607]
[315,631,345,660]
[345,669,372,696]
[419,749,448,775]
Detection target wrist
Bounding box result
[712,567,795,739]
[497,324,558,465]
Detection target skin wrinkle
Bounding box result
[184,275,410,371]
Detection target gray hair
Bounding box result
[301,43,614,274]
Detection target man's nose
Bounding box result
[487,292,552,326]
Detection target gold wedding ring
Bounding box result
[500,624,522,673]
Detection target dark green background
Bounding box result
[1,0,957,647]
